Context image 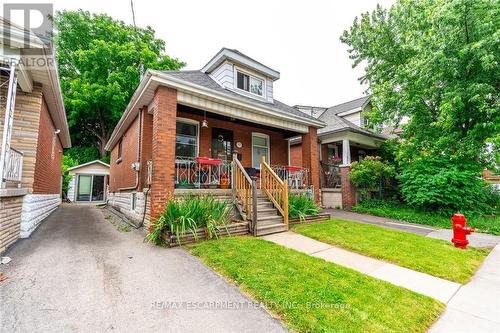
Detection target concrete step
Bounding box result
[256,223,288,236]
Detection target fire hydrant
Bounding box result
[451,213,474,249]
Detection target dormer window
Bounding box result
[236,71,263,96]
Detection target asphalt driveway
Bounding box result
[0,205,287,333]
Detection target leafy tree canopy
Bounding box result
[341,0,499,169]
[54,10,184,157]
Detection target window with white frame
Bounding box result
[252,133,270,169]
[236,71,264,96]
[175,119,199,159]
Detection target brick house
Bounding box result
[105,48,325,235]
[293,96,388,209]
[0,20,71,253]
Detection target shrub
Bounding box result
[349,156,395,198]
[288,193,320,220]
[398,157,496,215]
[146,195,231,246]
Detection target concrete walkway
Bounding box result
[261,231,460,303]
[327,209,500,248]
[0,205,287,333]
[430,242,500,332]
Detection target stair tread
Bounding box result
[258,215,284,220]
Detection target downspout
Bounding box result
[118,108,142,192]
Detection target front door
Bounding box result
[212,128,233,161]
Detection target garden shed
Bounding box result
[67,160,110,203]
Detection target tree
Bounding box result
[341,0,499,166]
[341,0,499,212]
[54,11,184,157]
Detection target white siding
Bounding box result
[209,61,234,89]
[68,163,110,176]
[343,112,362,127]
[266,80,274,103]
[67,176,76,202]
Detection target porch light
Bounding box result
[202,110,208,128]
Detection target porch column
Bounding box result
[342,138,351,165]
[150,86,177,222]
[340,138,356,208]
[302,127,320,203]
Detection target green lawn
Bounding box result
[190,237,443,333]
[293,219,489,284]
[352,200,500,235]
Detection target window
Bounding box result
[252,133,270,169]
[117,139,123,162]
[176,119,199,159]
[236,71,263,96]
[363,116,370,128]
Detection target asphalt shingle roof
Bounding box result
[161,70,318,121]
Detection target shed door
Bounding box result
[77,175,92,201]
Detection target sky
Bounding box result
[4,0,395,107]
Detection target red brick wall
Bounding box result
[150,86,177,221]
[301,127,320,202]
[289,143,302,167]
[32,98,63,194]
[177,110,288,166]
[109,116,139,192]
[340,165,357,208]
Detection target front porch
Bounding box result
[173,104,311,191]
[318,130,385,208]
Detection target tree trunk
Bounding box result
[98,138,107,158]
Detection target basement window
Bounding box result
[131,192,137,211]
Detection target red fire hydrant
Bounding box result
[451,213,474,249]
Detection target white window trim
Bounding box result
[75,173,107,202]
[175,117,200,160]
[233,65,266,99]
[251,132,270,168]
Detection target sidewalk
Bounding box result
[261,231,460,303]
[326,209,500,248]
[430,242,500,332]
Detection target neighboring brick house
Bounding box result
[105,48,325,234]
[0,20,71,253]
[293,96,388,209]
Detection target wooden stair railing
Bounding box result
[232,153,257,235]
[260,156,289,225]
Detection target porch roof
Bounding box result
[105,69,325,151]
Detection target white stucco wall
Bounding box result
[20,194,61,238]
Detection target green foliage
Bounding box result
[342,0,499,212]
[146,195,231,246]
[191,237,443,332]
[353,199,500,235]
[288,193,320,220]
[61,155,78,196]
[64,146,100,164]
[349,156,395,198]
[293,219,489,283]
[53,10,184,157]
[398,156,497,215]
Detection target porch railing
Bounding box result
[261,156,288,225]
[320,162,341,188]
[270,165,309,189]
[2,147,23,185]
[175,156,232,189]
[232,154,257,234]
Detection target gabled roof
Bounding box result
[319,95,371,118]
[201,47,280,80]
[67,160,110,171]
[161,70,318,122]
